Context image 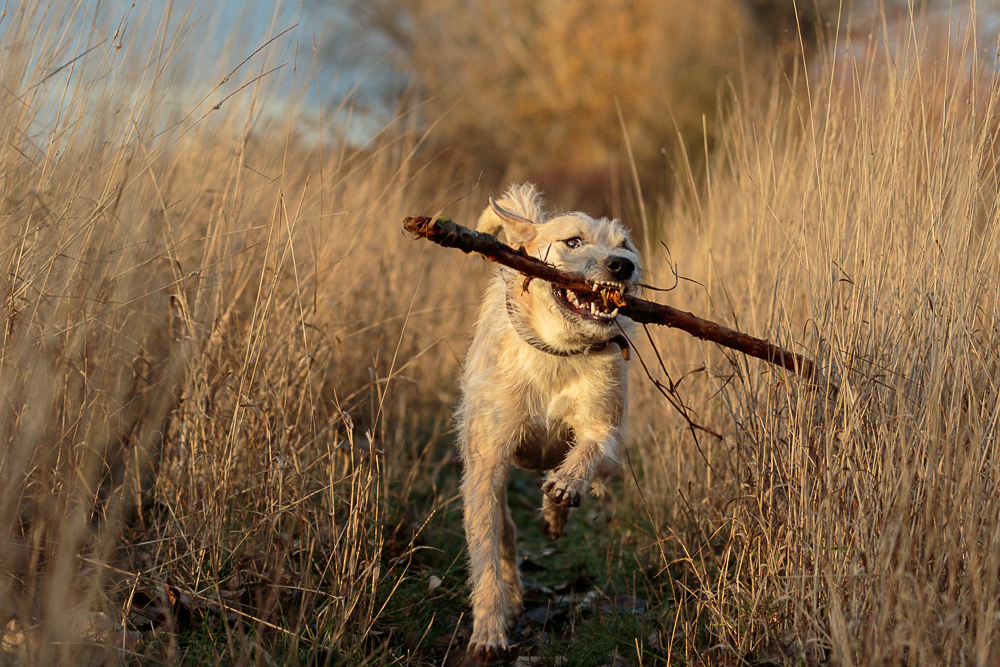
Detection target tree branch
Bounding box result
[403,216,817,381]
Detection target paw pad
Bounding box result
[542,479,582,508]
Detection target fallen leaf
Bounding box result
[218,588,245,601]
[65,610,116,639]
[597,595,646,614]
[521,579,554,596]
[521,605,565,626]
[514,656,565,666]
[110,628,142,651]
[519,557,547,572]
[552,574,593,594]
[600,648,632,667]
[553,589,600,605]
[2,618,25,647]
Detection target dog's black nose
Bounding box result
[606,256,635,281]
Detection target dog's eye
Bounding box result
[563,237,583,249]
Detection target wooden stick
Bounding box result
[403,216,817,381]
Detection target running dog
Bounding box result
[457,183,642,662]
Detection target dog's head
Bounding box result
[477,183,642,351]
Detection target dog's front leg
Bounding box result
[463,449,520,662]
[542,424,621,508]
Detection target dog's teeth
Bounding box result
[610,308,619,318]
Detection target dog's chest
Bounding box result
[505,356,619,467]
[511,418,574,471]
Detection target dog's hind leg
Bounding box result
[541,490,570,539]
[463,451,519,662]
[499,488,523,630]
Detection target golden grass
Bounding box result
[627,17,1000,665]
[0,4,483,663]
[1,2,998,665]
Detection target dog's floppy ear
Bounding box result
[486,197,537,247]
[476,184,543,247]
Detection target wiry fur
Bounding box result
[457,184,642,662]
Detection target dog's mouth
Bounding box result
[552,284,625,322]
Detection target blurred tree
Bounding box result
[324,0,843,212]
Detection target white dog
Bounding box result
[456,184,641,662]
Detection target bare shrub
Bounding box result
[344,0,765,180]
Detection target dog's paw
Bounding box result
[542,502,569,539]
[468,638,517,664]
[468,617,517,664]
[542,476,585,508]
[541,514,565,539]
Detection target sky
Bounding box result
[122,0,387,99]
[6,0,398,142]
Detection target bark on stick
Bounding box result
[403,215,816,380]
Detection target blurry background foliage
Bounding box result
[329,0,863,215]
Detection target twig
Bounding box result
[402,216,817,380]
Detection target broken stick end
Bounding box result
[402,216,435,237]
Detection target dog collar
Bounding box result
[505,288,631,361]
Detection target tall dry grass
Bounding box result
[2,1,999,665]
[625,15,1000,665]
[0,2,483,664]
